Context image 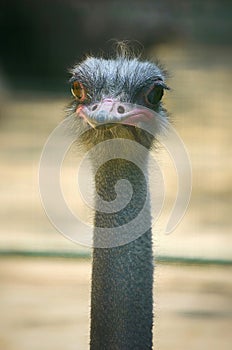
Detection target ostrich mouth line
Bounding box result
[76,105,156,129]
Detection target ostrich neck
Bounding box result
[90,157,153,350]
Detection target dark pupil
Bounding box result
[147,86,163,105]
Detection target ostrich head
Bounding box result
[68,53,169,150]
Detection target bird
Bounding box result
[68,47,169,350]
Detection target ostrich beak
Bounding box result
[76,99,155,128]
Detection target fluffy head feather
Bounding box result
[67,52,169,151]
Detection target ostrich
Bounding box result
[68,49,169,349]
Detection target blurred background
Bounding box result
[0,0,232,349]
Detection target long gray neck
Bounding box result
[90,157,153,350]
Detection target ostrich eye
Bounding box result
[71,81,87,102]
[145,85,164,106]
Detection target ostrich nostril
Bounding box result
[117,105,125,114]
[92,104,98,111]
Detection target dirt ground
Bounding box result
[0,258,231,350]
